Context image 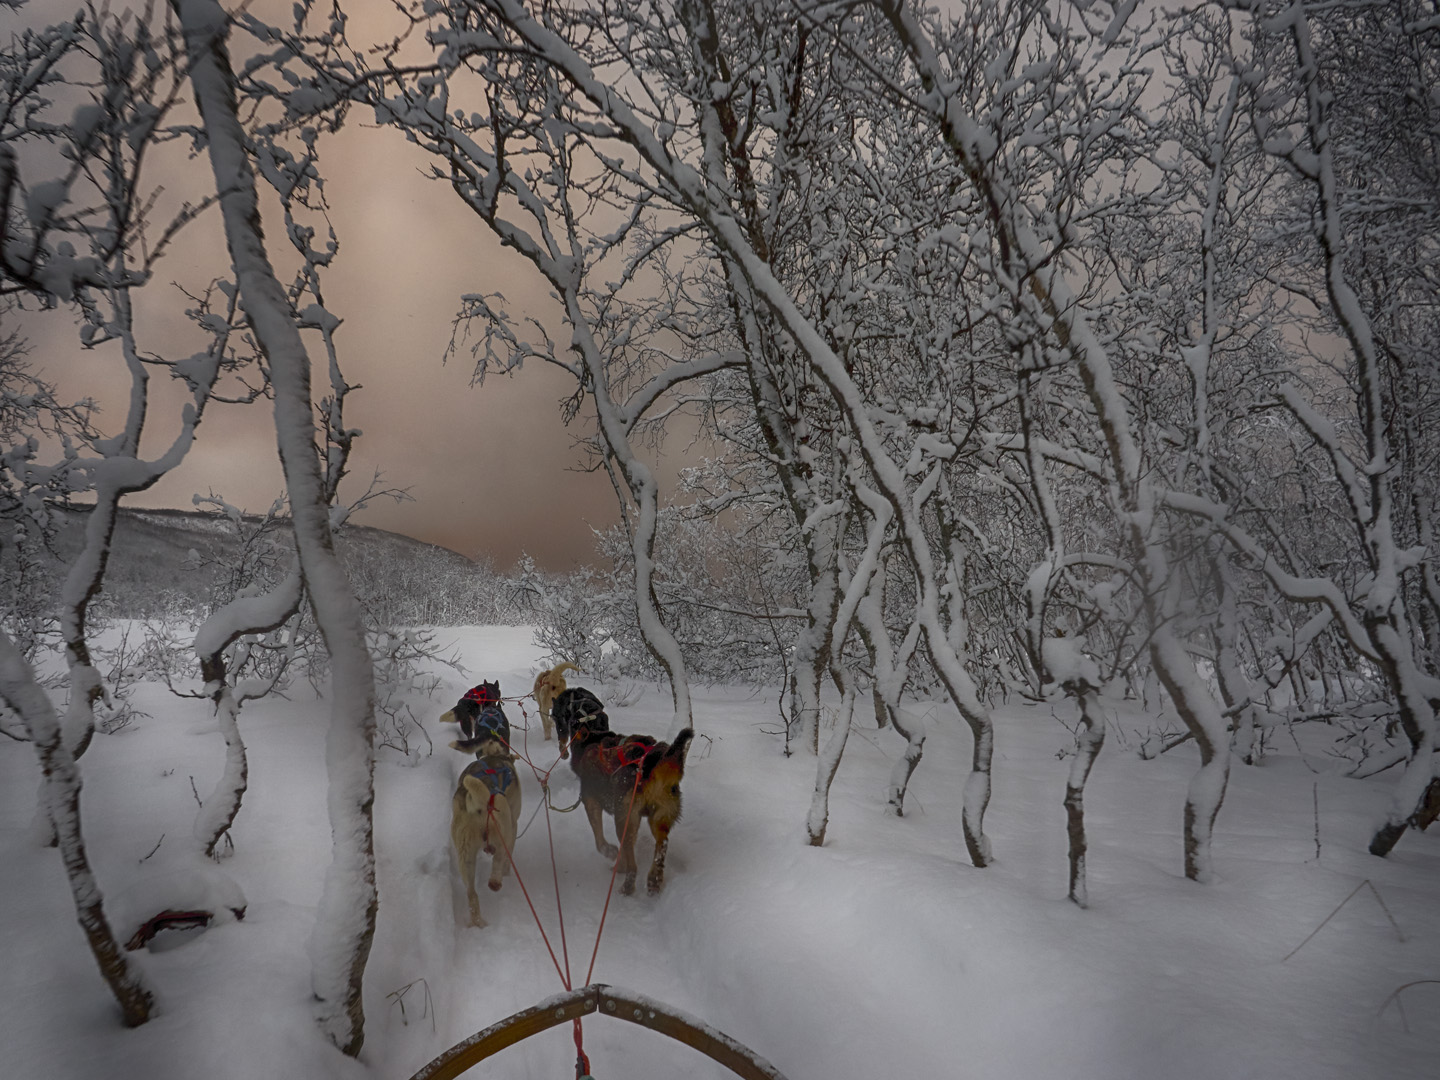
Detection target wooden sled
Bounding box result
[406,983,788,1080]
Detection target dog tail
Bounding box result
[534,661,580,690]
[642,728,694,783]
[462,774,494,815]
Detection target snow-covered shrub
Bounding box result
[91,621,153,735]
[615,500,808,687]
[342,538,527,628]
[515,555,621,678]
[0,331,92,670]
[136,496,314,701]
[528,491,810,690]
[369,627,462,760]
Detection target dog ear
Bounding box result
[439,709,457,725]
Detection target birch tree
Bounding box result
[1233,0,1440,856]
[186,495,303,859]
[0,629,153,1025]
[172,0,378,1054]
[0,0,268,1022]
[863,0,1251,880]
[1,0,235,764]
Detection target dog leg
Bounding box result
[486,795,515,892]
[647,818,672,896]
[453,817,487,928]
[584,798,619,859]
[619,806,643,895]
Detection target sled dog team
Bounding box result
[440,662,694,928]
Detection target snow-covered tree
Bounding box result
[0,0,260,1023]
[179,495,304,858]
[1229,0,1440,856]
[171,0,378,1054]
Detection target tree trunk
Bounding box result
[192,570,303,859]
[1211,553,1261,765]
[854,559,926,815]
[195,684,247,859]
[1064,687,1106,907]
[175,1,377,1055]
[885,710,927,818]
[1152,634,1230,883]
[564,310,694,735]
[1366,619,1438,857]
[805,681,856,846]
[791,525,843,756]
[0,629,154,1026]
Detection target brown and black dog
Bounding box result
[450,753,522,927]
[551,687,694,896]
[532,662,579,742]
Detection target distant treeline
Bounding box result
[31,506,530,627]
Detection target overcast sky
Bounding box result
[18,36,699,572]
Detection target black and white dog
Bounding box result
[440,681,511,756]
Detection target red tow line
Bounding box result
[479,693,646,1079]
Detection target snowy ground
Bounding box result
[3,624,1438,1080]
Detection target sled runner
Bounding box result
[404,983,788,1080]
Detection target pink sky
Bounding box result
[12,0,718,570]
[27,118,676,570]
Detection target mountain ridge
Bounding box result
[45,504,485,620]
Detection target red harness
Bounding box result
[589,738,653,777]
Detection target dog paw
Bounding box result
[646,878,663,896]
[488,880,503,892]
[621,873,636,896]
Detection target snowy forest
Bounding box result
[2,1,1439,1078]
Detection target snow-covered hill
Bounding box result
[32,505,476,617]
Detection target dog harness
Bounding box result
[462,759,516,796]
[464,704,510,744]
[589,737,655,778]
[463,683,501,706]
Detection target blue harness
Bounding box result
[472,705,509,744]
[463,758,516,796]
[458,703,510,750]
